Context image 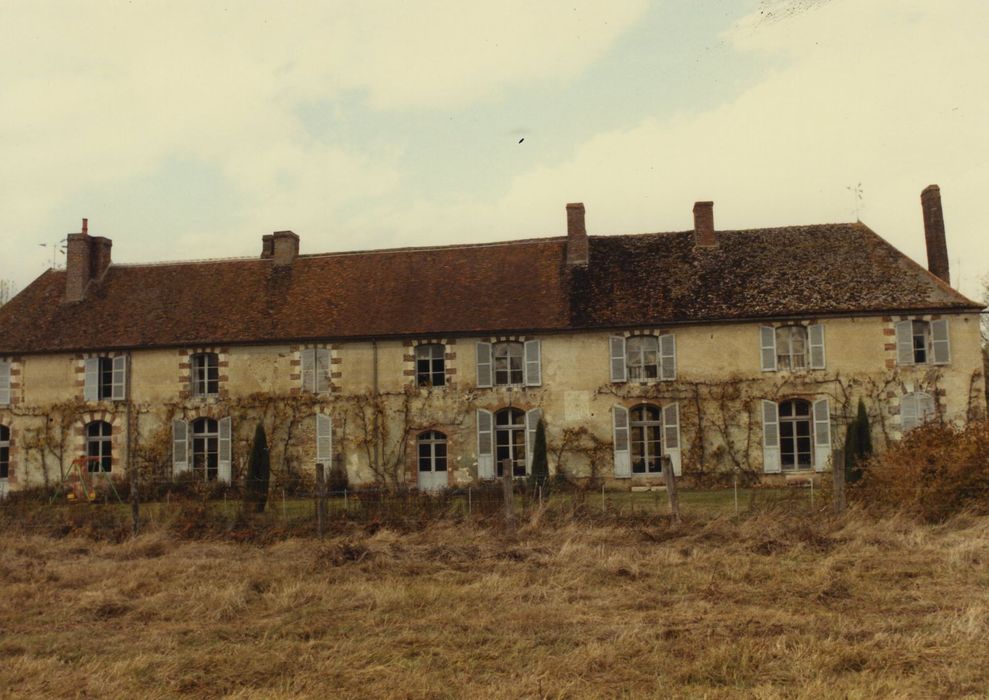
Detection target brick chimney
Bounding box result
[693,201,716,248]
[565,203,588,266]
[271,230,299,267]
[65,219,113,302]
[260,234,275,259]
[920,185,950,285]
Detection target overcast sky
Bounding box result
[2,0,987,300]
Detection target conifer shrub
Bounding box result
[529,419,550,496]
[844,398,873,483]
[328,457,349,495]
[246,424,270,513]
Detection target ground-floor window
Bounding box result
[85,421,112,473]
[779,399,812,470]
[495,408,526,477]
[0,424,9,479]
[417,431,448,473]
[191,417,219,481]
[630,404,663,474]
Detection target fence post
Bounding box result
[315,463,326,537]
[663,456,681,526]
[733,472,739,518]
[129,471,140,536]
[832,447,846,514]
[809,478,815,509]
[467,486,472,516]
[501,460,515,533]
[343,488,348,512]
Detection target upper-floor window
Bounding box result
[85,421,112,473]
[494,342,524,386]
[895,319,950,366]
[0,360,11,406]
[609,334,676,383]
[0,424,9,480]
[760,324,825,372]
[416,344,446,387]
[901,391,936,432]
[475,340,541,388]
[300,348,330,394]
[83,356,126,401]
[191,353,219,397]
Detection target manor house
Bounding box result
[0,186,983,494]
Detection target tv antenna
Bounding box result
[39,239,67,269]
[846,182,864,221]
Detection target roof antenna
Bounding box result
[846,183,863,221]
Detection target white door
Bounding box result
[417,431,448,491]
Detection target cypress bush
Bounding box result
[328,458,349,495]
[246,423,271,513]
[844,398,873,483]
[529,419,549,496]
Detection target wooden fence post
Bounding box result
[832,447,846,515]
[315,463,326,537]
[663,456,681,526]
[501,459,515,533]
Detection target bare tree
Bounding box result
[0,280,15,307]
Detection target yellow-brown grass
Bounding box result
[3,510,989,698]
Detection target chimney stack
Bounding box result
[260,234,275,259]
[565,203,588,266]
[65,219,113,302]
[271,230,299,267]
[920,185,950,285]
[693,201,716,247]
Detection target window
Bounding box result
[609,335,676,382]
[0,424,9,480]
[418,431,447,473]
[301,348,330,394]
[191,353,219,397]
[776,326,808,371]
[493,342,524,386]
[895,319,950,366]
[627,336,659,380]
[630,404,663,474]
[83,356,126,401]
[0,360,11,406]
[191,417,219,481]
[495,408,526,477]
[779,399,813,470]
[415,344,446,387]
[85,421,112,473]
[901,391,936,432]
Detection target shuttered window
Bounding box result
[415,344,445,387]
[901,392,936,432]
[301,348,332,393]
[895,319,950,366]
[191,353,219,397]
[83,356,127,401]
[0,360,11,406]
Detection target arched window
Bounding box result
[191,417,219,481]
[626,336,659,380]
[415,344,446,387]
[417,431,447,473]
[495,408,526,477]
[776,326,808,371]
[190,353,220,397]
[0,424,10,480]
[630,404,663,474]
[85,421,112,473]
[779,399,812,470]
[493,342,524,386]
[901,391,936,432]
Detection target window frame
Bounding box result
[191,417,220,481]
[626,336,660,381]
[778,399,813,471]
[494,408,527,477]
[417,430,448,473]
[190,352,220,398]
[629,404,663,474]
[0,424,9,480]
[493,342,524,387]
[415,344,446,388]
[85,421,112,474]
[775,325,809,372]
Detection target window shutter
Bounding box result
[476,409,494,479]
[662,402,682,476]
[609,336,627,383]
[0,360,10,406]
[658,334,677,381]
[525,408,543,472]
[300,348,315,392]
[808,324,826,370]
[524,340,542,387]
[813,398,831,472]
[475,342,493,388]
[172,419,189,475]
[110,355,127,401]
[316,414,333,465]
[762,400,781,473]
[895,320,914,365]
[901,393,919,432]
[612,405,631,478]
[84,357,100,401]
[218,416,232,483]
[315,348,331,393]
[760,327,777,371]
[931,319,950,365]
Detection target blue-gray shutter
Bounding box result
[316,414,333,465]
[172,419,189,475]
[524,340,542,387]
[931,319,950,365]
[315,348,331,393]
[762,400,781,473]
[659,334,676,381]
[218,417,232,483]
[662,402,681,476]
[476,409,494,479]
[476,342,493,388]
[813,398,831,472]
[84,357,100,401]
[111,355,127,401]
[612,405,631,478]
[760,327,777,371]
[895,320,914,365]
[808,324,826,370]
[610,336,627,383]
[300,348,315,392]
[0,360,10,406]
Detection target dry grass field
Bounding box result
[2,509,989,699]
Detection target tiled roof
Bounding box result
[0,222,978,354]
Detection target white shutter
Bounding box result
[476,409,494,479]
[901,393,919,432]
[659,334,677,381]
[662,402,681,476]
[525,408,543,472]
[0,360,10,406]
[931,319,950,365]
[218,417,232,483]
[111,355,127,401]
[895,320,914,365]
[315,348,331,393]
[172,419,189,475]
[813,398,831,472]
[760,327,777,371]
[762,400,781,473]
[476,342,493,388]
[84,357,100,401]
[524,340,542,387]
[612,405,631,478]
[300,348,315,392]
[610,336,627,383]
[808,324,826,370]
[316,414,333,465]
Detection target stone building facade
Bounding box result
[0,187,984,494]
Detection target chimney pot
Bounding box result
[261,234,275,259]
[271,230,299,266]
[693,201,716,247]
[921,185,950,285]
[565,202,588,266]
